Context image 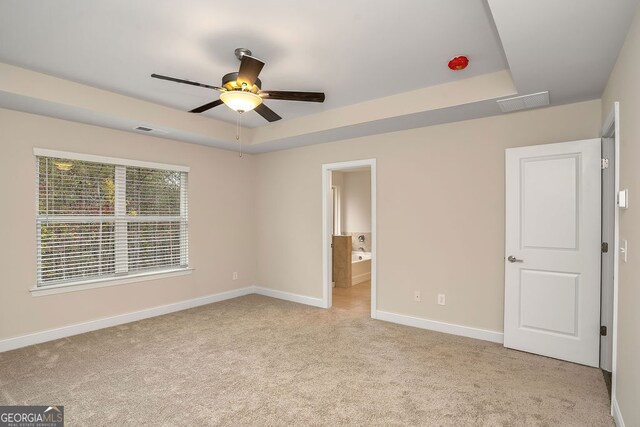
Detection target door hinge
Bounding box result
[602,242,609,253]
[601,158,609,169]
[601,325,608,336]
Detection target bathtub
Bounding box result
[351,251,372,285]
[352,251,372,262]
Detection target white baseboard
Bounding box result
[253,286,325,308]
[0,287,254,353]
[612,396,625,427]
[2,286,504,353]
[375,310,504,344]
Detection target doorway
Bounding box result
[504,122,620,413]
[601,102,620,412]
[322,159,377,318]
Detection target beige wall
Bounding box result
[0,99,604,346]
[602,5,640,425]
[0,109,257,341]
[255,100,601,332]
[342,170,372,234]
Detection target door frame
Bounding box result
[601,102,620,411]
[600,137,615,372]
[322,159,377,318]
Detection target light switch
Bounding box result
[618,189,629,209]
[621,240,628,263]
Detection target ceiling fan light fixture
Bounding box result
[220,90,262,113]
[151,48,324,122]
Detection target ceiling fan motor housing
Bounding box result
[222,72,262,92]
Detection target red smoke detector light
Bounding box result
[448,55,469,70]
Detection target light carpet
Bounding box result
[0,292,613,426]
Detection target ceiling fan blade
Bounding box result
[259,90,325,103]
[254,103,282,122]
[151,73,224,91]
[189,99,224,113]
[237,55,265,87]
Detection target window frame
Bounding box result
[32,148,192,297]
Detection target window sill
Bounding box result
[30,268,194,297]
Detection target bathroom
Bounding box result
[331,168,372,310]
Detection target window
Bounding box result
[35,149,189,288]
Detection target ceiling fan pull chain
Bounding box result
[236,112,243,158]
[236,112,240,141]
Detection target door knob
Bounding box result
[507,255,523,263]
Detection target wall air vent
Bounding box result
[134,126,168,135]
[497,91,550,113]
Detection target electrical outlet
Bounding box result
[414,291,422,302]
[437,294,446,306]
[232,272,238,280]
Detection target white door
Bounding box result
[504,139,601,367]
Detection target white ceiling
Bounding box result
[0,0,638,152]
[488,0,640,105]
[0,0,506,128]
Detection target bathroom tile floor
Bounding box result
[332,281,370,315]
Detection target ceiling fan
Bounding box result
[151,48,325,122]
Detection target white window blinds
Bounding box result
[36,152,188,287]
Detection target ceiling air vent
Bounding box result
[134,126,168,135]
[497,91,549,113]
